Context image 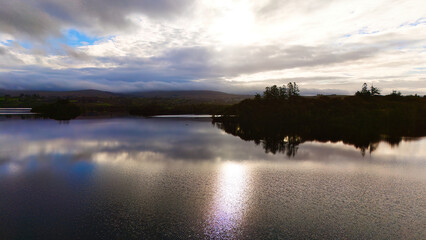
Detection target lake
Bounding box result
[0,117,425,239]
[0,108,34,115]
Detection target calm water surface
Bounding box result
[0,108,34,115]
[0,117,425,239]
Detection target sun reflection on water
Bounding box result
[205,162,249,238]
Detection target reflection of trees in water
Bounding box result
[360,142,378,157]
[215,91,426,157]
[214,121,303,157]
[1,114,74,123]
[214,120,421,157]
[260,135,301,157]
[1,115,42,120]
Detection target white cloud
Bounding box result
[0,0,425,94]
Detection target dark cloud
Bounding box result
[0,65,217,92]
[217,45,378,76]
[0,43,386,92]
[38,0,195,34]
[0,0,195,40]
[113,44,380,81]
[0,63,422,94]
[62,45,93,60]
[139,44,379,79]
[0,1,62,40]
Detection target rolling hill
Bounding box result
[0,89,252,103]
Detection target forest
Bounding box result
[213,83,426,156]
[0,93,233,120]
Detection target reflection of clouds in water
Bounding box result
[91,151,170,174]
[0,118,425,178]
[205,162,249,239]
[93,151,163,164]
[0,119,424,239]
[0,118,230,162]
[0,139,121,160]
[296,140,426,165]
[0,162,22,176]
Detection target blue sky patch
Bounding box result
[65,29,100,46]
[0,40,13,46]
[19,41,32,49]
[48,28,101,49]
[358,28,379,35]
[1,40,32,49]
[399,18,426,28]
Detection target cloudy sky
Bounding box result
[0,0,425,94]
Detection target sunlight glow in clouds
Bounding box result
[0,0,425,94]
[209,2,255,45]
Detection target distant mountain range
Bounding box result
[0,89,252,103]
[0,89,118,98]
[131,90,252,102]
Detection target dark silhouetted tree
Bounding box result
[261,82,300,100]
[356,83,372,96]
[263,85,280,100]
[287,82,300,97]
[389,90,401,96]
[279,85,288,99]
[361,83,370,95]
[254,93,261,100]
[370,85,380,96]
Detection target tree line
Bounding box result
[255,82,300,100]
[214,82,426,156]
